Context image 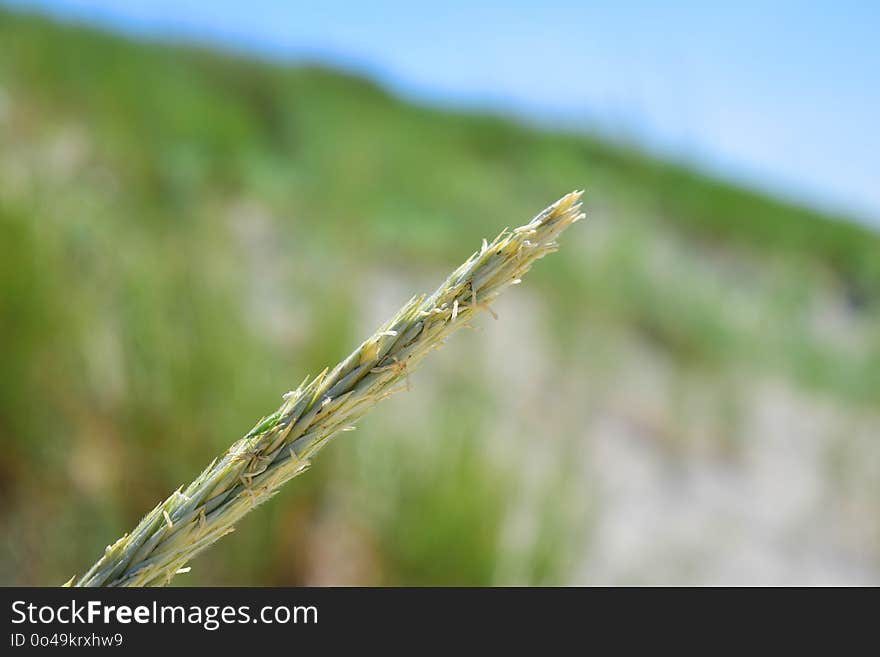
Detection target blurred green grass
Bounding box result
[1,9,878,585]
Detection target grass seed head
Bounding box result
[74,191,585,586]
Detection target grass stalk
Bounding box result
[72,191,585,586]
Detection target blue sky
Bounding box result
[5,0,879,225]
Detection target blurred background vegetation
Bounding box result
[1,8,878,585]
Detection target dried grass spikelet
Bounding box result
[73,191,585,586]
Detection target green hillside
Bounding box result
[1,9,878,585]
